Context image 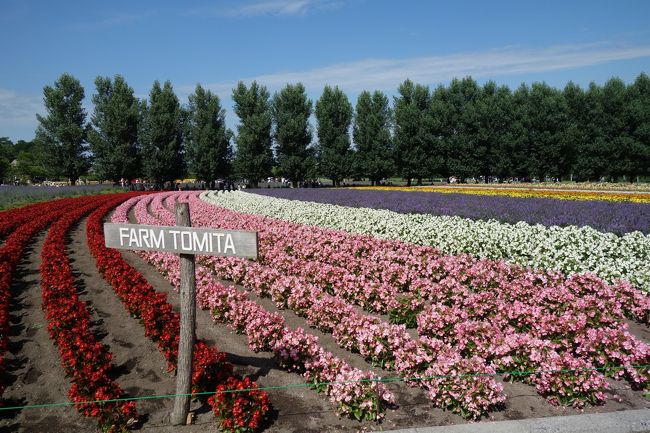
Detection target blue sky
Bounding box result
[1,0,649,141]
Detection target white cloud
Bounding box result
[0,89,43,128]
[194,0,343,17]
[195,41,650,97]
[236,0,313,15]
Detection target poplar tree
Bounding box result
[526,82,570,181]
[272,83,314,187]
[140,80,184,185]
[393,79,431,186]
[476,81,515,182]
[353,90,394,185]
[232,81,273,187]
[35,73,89,184]
[88,75,141,182]
[315,85,353,186]
[186,84,233,182]
[602,77,644,181]
[627,73,650,180]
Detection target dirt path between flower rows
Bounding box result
[0,232,96,433]
[66,219,179,430]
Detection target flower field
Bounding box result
[207,190,650,294]
[0,192,268,432]
[354,185,650,203]
[1,188,649,432]
[122,191,650,420]
[252,188,650,234]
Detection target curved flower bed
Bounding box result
[203,191,650,293]
[354,186,650,203]
[251,188,650,235]
[40,194,138,431]
[0,197,83,400]
[190,195,646,405]
[188,191,649,407]
[0,198,73,239]
[117,192,394,421]
[125,191,648,419]
[89,197,269,432]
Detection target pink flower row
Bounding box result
[192,195,648,393]
[125,192,648,415]
[144,194,509,418]
[113,194,394,421]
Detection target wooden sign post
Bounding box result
[104,203,258,425]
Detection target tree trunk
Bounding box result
[171,203,196,426]
[406,178,412,187]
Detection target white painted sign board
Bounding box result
[104,208,259,426]
[103,222,258,258]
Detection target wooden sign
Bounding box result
[103,205,258,426]
[104,223,258,258]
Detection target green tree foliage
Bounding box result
[475,82,515,181]
[627,73,650,179]
[232,81,274,187]
[427,85,451,180]
[88,75,141,182]
[523,83,571,180]
[563,81,586,181]
[315,85,353,186]
[12,144,49,182]
[186,84,233,182]
[601,77,645,181]
[353,90,394,185]
[394,79,432,186]
[570,83,606,181]
[35,73,89,184]
[444,77,482,181]
[0,137,12,182]
[272,83,314,187]
[140,80,184,185]
[0,139,48,183]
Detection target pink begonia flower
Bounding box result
[111,192,650,420]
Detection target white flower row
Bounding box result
[201,190,650,293]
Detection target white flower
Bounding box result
[201,191,650,293]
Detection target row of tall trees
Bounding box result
[3,72,649,185]
[392,75,650,185]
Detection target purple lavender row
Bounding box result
[249,188,650,235]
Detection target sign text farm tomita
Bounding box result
[104,205,259,426]
[103,223,258,258]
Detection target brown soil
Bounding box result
[0,233,96,433]
[0,214,648,433]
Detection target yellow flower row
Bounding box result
[352,186,650,203]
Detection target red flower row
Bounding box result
[86,200,269,432]
[0,197,85,401]
[0,198,72,239]
[39,193,139,432]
